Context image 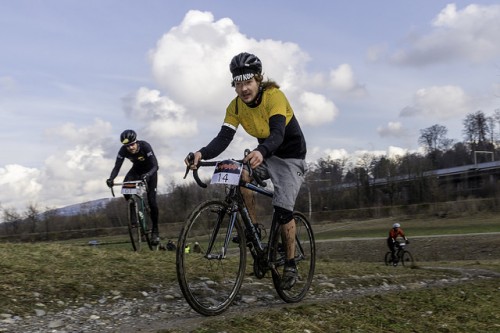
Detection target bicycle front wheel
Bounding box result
[127,199,141,252]
[271,211,315,303]
[176,200,247,316]
[401,250,414,266]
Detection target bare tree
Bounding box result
[419,124,450,167]
[463,110,492,151]
[494,108,500,142]
[487,115,495,145]
[24,203,41,234]
[419,124,449,153]
[2,206,22,234]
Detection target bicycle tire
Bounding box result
[401,250,414,266]
[271,211,315,303]
[137,200,153,251]
[384,252,392,266]
[176,200,247,316]
[127,199,141,251]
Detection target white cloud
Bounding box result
[377,121,408,138]
[390,3,500,66]
[322,148,349,161]
[0,165,42,209]
[297,92,339,126]
[45,119,112,146]
[148,9,336,130]
[122,87,196,139]
[400,85,469,120]
[4,8,342,211]
[320,146,412,168]
[149,10,250,113]
[0,121,117,211]
[329,64,367,96]
[386,146,411,159]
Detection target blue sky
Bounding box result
[1,1,500,212]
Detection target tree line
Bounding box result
[2,109,500,240]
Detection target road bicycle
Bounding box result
[176,150,316,316]
[111,180,158,252]
[384,242,414,266]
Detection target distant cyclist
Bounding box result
[106,129,161,244]
[184,52,307,290]
[387,223,409,265]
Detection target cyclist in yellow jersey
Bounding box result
[185,52,307,290]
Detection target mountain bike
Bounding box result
[384,242,414,266]
[111,180,158,251]
[177,150,316,316]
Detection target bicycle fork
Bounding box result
[204,205,240,259]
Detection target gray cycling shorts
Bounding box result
[252,156,307,212]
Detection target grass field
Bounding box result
[1,212,499,332]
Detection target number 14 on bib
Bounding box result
[211,160,243,185]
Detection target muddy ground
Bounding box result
[316,233,500,262]
[153,232,500,333]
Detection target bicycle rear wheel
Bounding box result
[384,252,392,266]
[127,199,141,252]
[271,211,315,303]
[176,200,247,316]
[401,250,414,266]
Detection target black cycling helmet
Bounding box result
[230,52,262,82]
[120,129,137,145]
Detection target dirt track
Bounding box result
[149,233,500,333]
[3,233,498,333]
[316,232,500,262]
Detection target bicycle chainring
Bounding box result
[253,258,267,279]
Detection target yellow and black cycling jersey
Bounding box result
[200,87,306,160]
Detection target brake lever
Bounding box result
[243,149,266,187]
[183,152,195,179]
[183,152,207,188]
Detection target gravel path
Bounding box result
[1,234,499,333]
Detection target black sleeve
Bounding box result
[141,141,159,177]
[255,114,285,158]
[199,125,236,160]
[109,148,125,180]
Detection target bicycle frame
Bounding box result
[185,154,303,275]
[204,179,279,268]
[111,180,153,251]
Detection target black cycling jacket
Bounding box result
[109,140,159,180]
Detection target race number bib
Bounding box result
[121,182,144,195]
[211,160,243,185]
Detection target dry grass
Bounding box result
[0,242,177,315]
[1,212,499,332]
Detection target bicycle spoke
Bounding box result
[176,200,246,316]
[401,250,415,266]
[272,212,315,303]
[128,200,141,251]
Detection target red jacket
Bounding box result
[389,228,406,240]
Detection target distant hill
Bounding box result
[51,198,112,217]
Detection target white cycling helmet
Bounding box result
[392,223,401,228]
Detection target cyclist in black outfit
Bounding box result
[106,129,160,244]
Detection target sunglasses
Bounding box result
[125,141,137,147]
